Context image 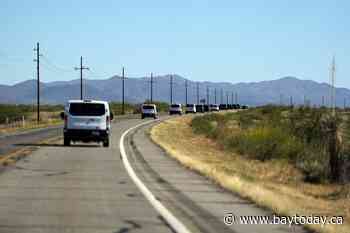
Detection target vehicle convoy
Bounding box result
[61,100,113,147]
[209,104,220,111]
[219,104,228,110]
[169,103,183,115]
[185,104,196,113]
[141,103,158,119]
[196,104,204,113]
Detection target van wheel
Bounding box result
[103,138,109,147]
[64,137,70,146]
[141,114,145,119]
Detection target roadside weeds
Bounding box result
[150,116,349,233]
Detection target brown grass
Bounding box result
[150,115,350,233]
[0,111,62,135]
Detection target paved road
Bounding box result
[0,126,62,157]
[0,117,309,233]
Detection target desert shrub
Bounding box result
[109,102,136,115]
[191,114,223,137]
[296,143,329,183]
[229,126,302,161]
[0,104,32,123]
[191,106,348,183]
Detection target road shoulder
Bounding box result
[127,119,309,233]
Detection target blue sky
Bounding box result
[1,0,349,87]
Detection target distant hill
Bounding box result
[1,75,349,107]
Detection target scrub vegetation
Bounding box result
[151,108,350,233]
[192,106,349,184]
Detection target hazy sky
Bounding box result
[1,0,349,87]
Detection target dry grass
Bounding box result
[150,115,350,233]
[0,111,62,135]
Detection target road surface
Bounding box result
[0,126,62,157]
[0,117,309,233]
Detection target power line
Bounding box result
[33,43,42,123]
[41,56,74,73]
[170,75,173,104]
[196,82,199,105]
[86,69,115,78]
[185,79,188,105]
[330,56,336,116]
[214,88,217,104]
[122,67,125,114]
[206,86,209,105]
[220,88,223,104]
[146,73,155,103]
[74,56,89,100]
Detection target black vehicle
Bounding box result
[196,104,204,113]
[241,105,249,109]
[219,104,227,110]
[204,104,209,112]
[233,104,241,109]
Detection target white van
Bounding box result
[60,100,113,147]
[185,104,196,114]
[141,103,158,119]
[169,103,182,115]
[209,104,220,111]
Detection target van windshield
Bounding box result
[186,104,194,107]
[171,104,180,108]
[69,103,105,116]
[142,105,155,110]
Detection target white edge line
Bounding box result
[119,120,192,233]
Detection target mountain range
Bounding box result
[1,75,349,107]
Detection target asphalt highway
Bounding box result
[0,116,309,233]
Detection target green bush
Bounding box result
[191,106,348,183]
[109,102,136,115]
[229,126,301,161]
[296,143,329,183]
[0,104,32,123]
[191,114,222,137]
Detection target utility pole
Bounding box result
[280,94,283,106]
[170,75,173,104]
[330,56,336,116]
[75,56,89,100]
[150,73,154,103]
[196,82,199,105]
[34,42,41,123]
[231,92,234,104]
[206,86,209,105]
[235,92,238,104]
[185,79,188,105]
[226,92,229,105]
[220,88,223,104]
[214,88,217,104]
[122,67,125,114]
[322,95,325,107]
[290,96,293,107]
